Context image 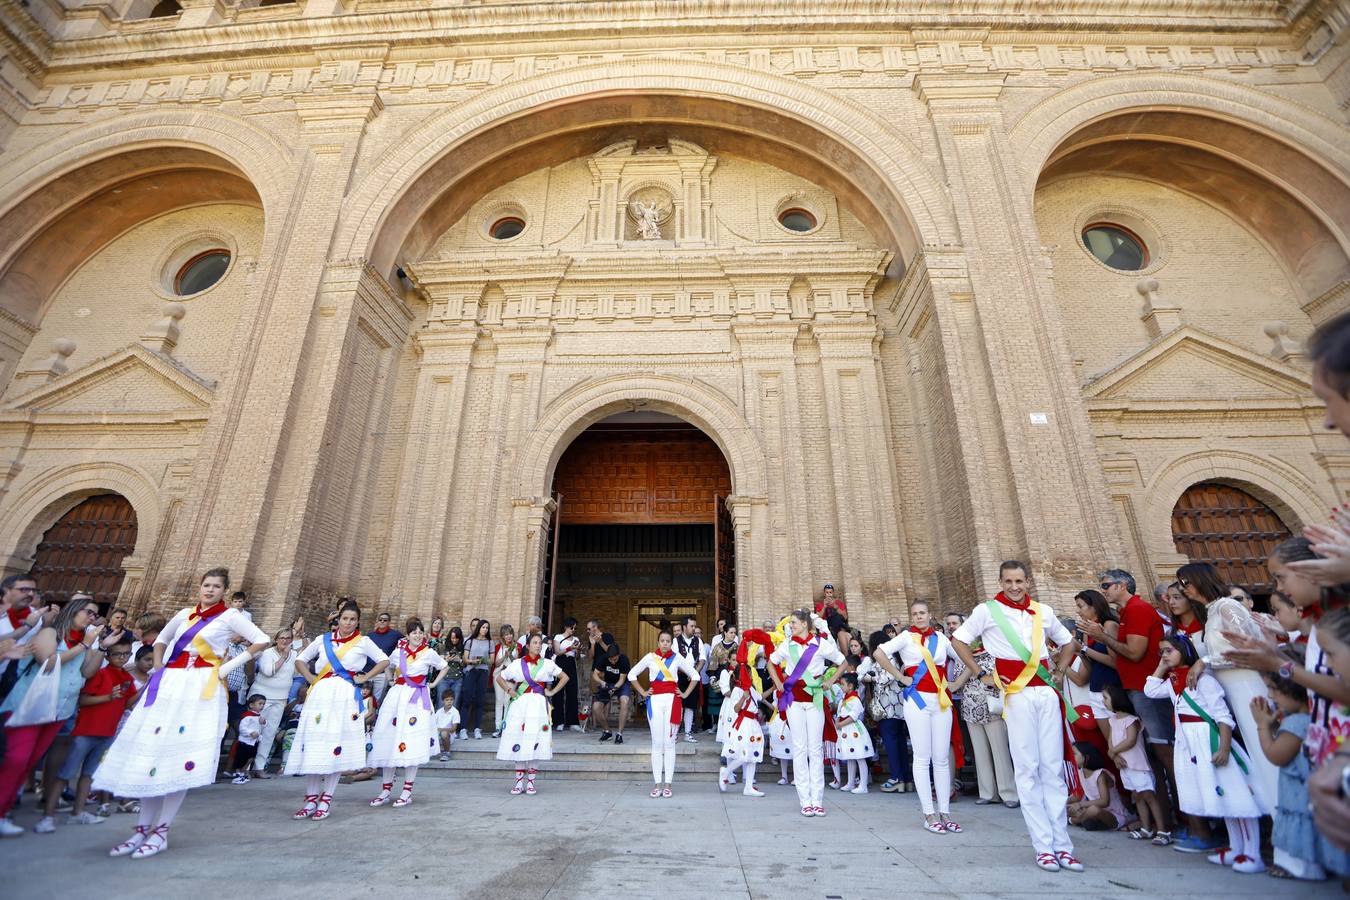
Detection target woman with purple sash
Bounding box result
[97,568,270,859]
[494,632,567,795]
[769,608,844,818]
[368,617,446,808]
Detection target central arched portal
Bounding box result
[543,411,733,658]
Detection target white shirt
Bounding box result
[552,633,580,658]
[674,635,704,674]
[238,713,263,745]
[296,633,388,674]
[1143,670,1234,726]
[158,606,269,660]
[879,629,953,674]
[434,706,461,731]
[952,598,1073,663]
[627,652,700,684]
[498,656,562,687]
[769,636,845,682]
[250,647,298,701]
[391,645,446,680]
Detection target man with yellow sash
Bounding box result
[952,560,1083,874]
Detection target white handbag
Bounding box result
[7,651,62,727]
[986,689,1004,717]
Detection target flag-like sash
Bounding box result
[144,609,222,708]
[319,632,365,713]
[777,641,821,715]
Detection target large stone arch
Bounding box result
[1141,450,1329,570]
[514,373,768,502]
[0,462,163,574]
[337,56,956,276]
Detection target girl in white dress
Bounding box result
[872,600,965,834]
[287,601,390,821]
[833,672,876,794]
[97,568,270,860]
[494,631,567,795]
[629,628,699,798]
[769,609,844,818]
[369,617,447,808]
[716,630,772,798]
[1144,632,1270,874]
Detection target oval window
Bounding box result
[1082,224,1147,271]
[174,250,230,295]
[489,217,526,240]
[778,209,817,233]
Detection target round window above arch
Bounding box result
[1082,223,1148,272]
[489,216,526,241]
[173,249,231,296]
[778,208,818,233]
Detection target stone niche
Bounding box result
[585,139,717,248]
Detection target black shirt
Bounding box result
[597,655,630,686]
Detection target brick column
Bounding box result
[915,73,1123,608]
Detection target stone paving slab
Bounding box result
[0,774,1329,900]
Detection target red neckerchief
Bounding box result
[403,641,426,660]
[1169,666,1191,696]
[241,710,259,720]
[1176,618,1203,635]
[994,591,1031,612]
[5,606,27,630]
[1302,603,1324,621]
[191,600,226,620]
[523,654,541,665]
[844,690,860,704]
[68,628,85,646]
[374,626,391,634]
[909,626,936,639]
[792,635,812,646]
[332,630,361,645]
[658,650,675,661]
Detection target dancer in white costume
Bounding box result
[495,631,567,794]
[287,601,390,821]
[716,628,774,798]
[952,561,1082,873]
[369,617,447,808]
[769,609,844,818]
[873,599,966,833]
[832,672,876,794]
[629,628,698,797]
[97,568,270,859]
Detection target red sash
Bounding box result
[651,679,682,725]
[903,665,939,694]
[994,657,1052,688]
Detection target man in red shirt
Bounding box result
[47,642,138,825]
[1077,569,1184,844]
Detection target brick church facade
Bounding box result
[0,1,1347,641]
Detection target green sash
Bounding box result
[1180,690,1250,775]
[984,600,1078,723]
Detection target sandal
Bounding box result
[940,817,963,834]
[511,772,526,795]
[310,793,332,821]
[923,815,946,834]
[1150,831,1172,846]
[109,825,149,857]
[130,824,169,860]
[1128,828,1155,840]
[661,788,672,798]
[292,794,318,820]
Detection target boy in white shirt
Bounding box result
[435,689,461,761]
[231,695,266,784]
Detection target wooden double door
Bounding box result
[29,493,138,610]
[1171,481,1292,597]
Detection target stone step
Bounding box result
[417,729,727,779]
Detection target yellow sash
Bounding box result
[913,633,952,712]
[654,655,678,683]
[314,634,365,680]
[1001,601,1044,700]
[190,634,223,701]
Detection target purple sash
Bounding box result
[777,641,819,715]
[143,610,218,708]
[520,658,545,695]
[399,649,433,710]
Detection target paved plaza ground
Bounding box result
[0,761,1331,900]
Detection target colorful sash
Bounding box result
[646,654,682,725]
[144,607,223,708]
[777,641,821,714]
[903,632,951,711]
[398,648,432,711]
[733,690,759,730]
[984,600,1078,723]
[1180,690,1251,775]
[507,658,547,713]
[318,632,366,713]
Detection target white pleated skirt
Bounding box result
[369,683,437,767]
[283,677,368,775]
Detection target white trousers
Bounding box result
[1004,686,1073,856]
[903,692,952,815]
[787,701,825,809]
[253,699,286,773]
[647,693,679,784]
[493,673,512,730]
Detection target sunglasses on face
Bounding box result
[1099,582,1116,590]
[1178,579,1190,587]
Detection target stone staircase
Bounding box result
[418,728,725,780]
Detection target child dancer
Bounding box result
[95,568,270,859]
[1251,651,1324,880]
[369,617,447,808]
[629,628,698,797]
[717,630,772,797]
[287,600,390,821]
[1143,632,1269,874]
[435,689,459,761]
[494,632,567,795]
[231,694,266,784]
[873,600,963,833]
[1102,684,1166,844]
[769,609,844,817]
[833,672,875,794]
[1068,741,1128,830]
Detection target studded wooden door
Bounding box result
[1170,482,1292,594]
[29,494,138,610]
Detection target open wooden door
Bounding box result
[541,493,562,634]
[30,493,138,610]
[714,494,735,625]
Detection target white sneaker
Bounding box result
[69,811,106,825]
[231,773,250,785]
[718,766,728,793]
[458,730,468,740]
[492,730,501,738]
[683,734,698,743]
[743,786,766,798]
[32,816,55,834]
[850,785,869,794]
[0,817,23,838]
[474,729,483,740]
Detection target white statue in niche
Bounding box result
[630,199,664,239]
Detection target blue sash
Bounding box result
[902,632,939,710]
[322,632,365,713]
